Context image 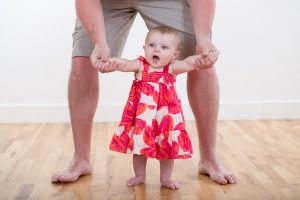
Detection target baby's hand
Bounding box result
[204,50,219,66]
[193,55,211,70]
[196,39,220,68]
[96,59,107,72]
[97,58,120,73]
[194,54,217,70]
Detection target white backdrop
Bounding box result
[1,0,300,123]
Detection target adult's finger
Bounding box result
[90,55,99,68]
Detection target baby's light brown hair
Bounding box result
[146,26,181,49]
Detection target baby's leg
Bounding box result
[127,154,147,186]
[160,159,179,190]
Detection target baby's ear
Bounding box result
[143,45,145,50]
[173,50,180,59]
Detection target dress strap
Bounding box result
[138,56,149,72]
[163,64,170,73]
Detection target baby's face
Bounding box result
[144,32,179,68]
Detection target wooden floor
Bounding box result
[0,121,300,200]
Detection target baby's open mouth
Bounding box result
[152,55,160,64]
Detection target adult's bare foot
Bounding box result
[51,157,92,183]
[199,159,237,185]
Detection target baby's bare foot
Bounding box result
[51,157,92,183]
[126,176,146,186]
[160,177,180,190]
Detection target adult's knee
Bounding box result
[70,56,95,79]
[189,68,217,81]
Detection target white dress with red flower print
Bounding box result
[109,56,193,160]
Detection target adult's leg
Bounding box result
[187,69,236,184]
[52,0,137,182]
[127,155,147,186]
[160,159,179,190]
[137,0,236,184]
[52,57,98,183]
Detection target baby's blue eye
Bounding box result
[162,45,168,50]
[149,43,154,47]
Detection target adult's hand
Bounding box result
[90,42,110,69]
[196,39,220,68]
[98,58,119,73]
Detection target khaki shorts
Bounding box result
[72,0,196,59]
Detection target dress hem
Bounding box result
[109,147,192,160]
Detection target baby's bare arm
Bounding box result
[115,58,140,72]
[98,58,140,73]
[172,55,210,75]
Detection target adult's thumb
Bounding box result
[201,47,209,57]
[101,50,110,62]
[101,56,109,63]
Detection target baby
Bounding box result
[98,26,212,189]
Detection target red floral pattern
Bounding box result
[109,57,193,160]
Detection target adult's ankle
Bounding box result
[72,155,90,163]
[200,154,218,163]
